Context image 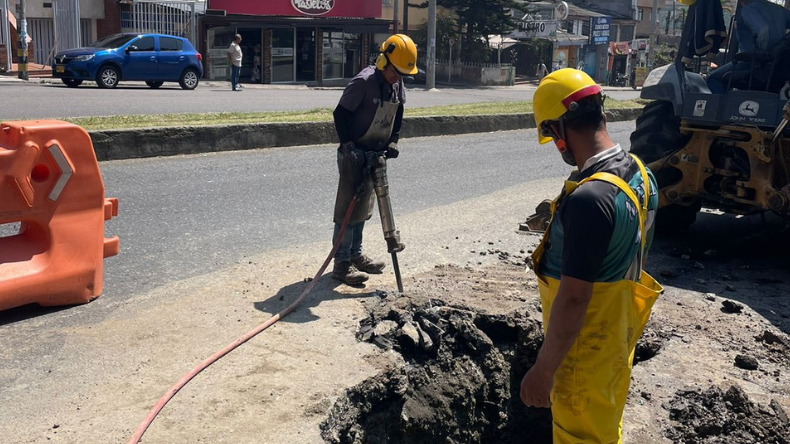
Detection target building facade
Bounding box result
[1,0,121,67]
[508,0,637,84]
[203,0,391,85]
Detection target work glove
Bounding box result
[341,141,364,166]
[385,142,399,159]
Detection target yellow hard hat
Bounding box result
[376,34,419,75]
[533,68,603,144]
[677,0,697,5]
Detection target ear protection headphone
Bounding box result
[375,42,397,71]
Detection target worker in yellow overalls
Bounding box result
[519,68,663,443]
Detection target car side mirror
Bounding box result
[126,46,136,53]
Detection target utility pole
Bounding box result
[17,0,28,80]
[393,0,399,34]
[426,0,436,89]
[402,0,409,33]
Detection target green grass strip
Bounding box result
[64,98,650,131]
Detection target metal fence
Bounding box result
[435,59,513,68]
[418,55,513,69]
[121,0,197,45]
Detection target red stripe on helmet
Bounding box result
[562,84,603,109]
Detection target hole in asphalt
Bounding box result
[320,295,553,444]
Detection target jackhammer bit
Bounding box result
[371,154,405,293]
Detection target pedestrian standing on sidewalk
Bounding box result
[227,34,243,91]
[536,61,548,81]
[520,68,662,443]
[330,34,418,285]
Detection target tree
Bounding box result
[417,0,521,62]
[412,14,460,62]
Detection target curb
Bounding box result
[89,107,644,161]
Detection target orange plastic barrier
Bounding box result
[0,120,119,311]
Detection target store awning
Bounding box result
[202,14,391,34]
[487,35,519,50]
[551,31,588,47]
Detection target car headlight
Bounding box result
[74,54,94,62]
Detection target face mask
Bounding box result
[560,147,577,167]
[555,139,577,167]
[545,120,576,167]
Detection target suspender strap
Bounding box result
[629,153,650,212]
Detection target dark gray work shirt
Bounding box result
[337,65,406,142]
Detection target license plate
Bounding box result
[56,65,64,73]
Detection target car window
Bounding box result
[160,37,183,52]
[90,34,135,49]
[130,37,155,52]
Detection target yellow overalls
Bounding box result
[530,155,663,443]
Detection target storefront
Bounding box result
[203,0,391,84]
[551,31,587,71]
[607,41,630,84]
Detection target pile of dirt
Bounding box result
[665,384,790,443]
[320,294,552,444]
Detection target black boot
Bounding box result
[332,261,369,285]
[351,255,386,274]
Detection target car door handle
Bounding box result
[150,56,157,61]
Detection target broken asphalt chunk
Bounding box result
[734,354,759,370]
[721,300,743,314]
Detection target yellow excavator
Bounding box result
[631,0,790,231]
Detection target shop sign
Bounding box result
[510,20,558,39]
[610,41,630,55]
[589,16,611,45]
[208,0,380,19]
[291,0,334,16]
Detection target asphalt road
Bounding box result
[0,79,642,120]
[0,123,636,327]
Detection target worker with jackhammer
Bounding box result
[519,68,663,443]
[330,34,418,285]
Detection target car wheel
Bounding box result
[179,68,199,90]
[96,65,119,89]
[62,78,83,88]
[145,81,164,89]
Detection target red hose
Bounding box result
[127,195,360,444]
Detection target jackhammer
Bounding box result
[364,151,405,292]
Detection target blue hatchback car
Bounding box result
[52,33,203,90]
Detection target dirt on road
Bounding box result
[318,213,790,444]
[1,180,789,444]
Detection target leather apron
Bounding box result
[333,98,400,224]
[530,154,663,444]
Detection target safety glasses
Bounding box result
[539,121,557,140]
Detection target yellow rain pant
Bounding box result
[531,155,663,443]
